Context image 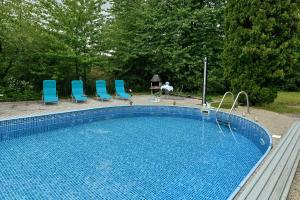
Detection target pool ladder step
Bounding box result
[216,118,231,126]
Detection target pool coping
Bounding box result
[0,105,273,199]
[235,121,300,199]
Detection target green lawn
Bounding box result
[210,94,235,109]
[210,92,300,114]
[259,92,300,114]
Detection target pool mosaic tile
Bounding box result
[0,106,271,199]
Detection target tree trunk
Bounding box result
[75,57,79,79]
[83,63,87,88]
[0,58,13,80]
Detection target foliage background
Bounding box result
[0,0,299,104]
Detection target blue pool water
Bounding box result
[0,110,269,200]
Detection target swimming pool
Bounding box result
[0,106,271,199]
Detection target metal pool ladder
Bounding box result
[216,91,235,114]
[216,91,235,125]
[216,91,250,125]
[229,91,250,115]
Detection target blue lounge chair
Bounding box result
[71,80,88,103]
[42,80,59,104]
[96,80,112,101]
[115,80,131,100]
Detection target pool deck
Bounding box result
[0,95,299,199]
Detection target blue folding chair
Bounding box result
[71,80,88,103]
[96,80,112,101]
[115,80,131,100]
[42,80,59,104]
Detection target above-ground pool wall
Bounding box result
[0,106,271,153]
[0,106,201,141]
[213,110,272,153]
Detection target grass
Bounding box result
[210,95,235,109]
[258,92,300,114]
[210,91,300,114]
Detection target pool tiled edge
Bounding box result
[0,105,272,199]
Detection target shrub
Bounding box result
[0,77,40,101]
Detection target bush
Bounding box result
[231,79,277,105]
[0,77,40,101]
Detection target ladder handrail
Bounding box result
[216,91,250,126]
[229,91,250,114]
[216,91,235,113]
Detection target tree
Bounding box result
[0,0,108,99]
[34,0,107,87]
[223,0,300,104]
[0,0,52,100]
[105,0,151,90]
[1,0,299,102]
[108,0,226,92]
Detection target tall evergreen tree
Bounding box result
[223,0,300,104]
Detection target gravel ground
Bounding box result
[288,163,300,200]
[0,95,298,199]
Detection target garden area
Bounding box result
[1,1,300,200]
[0,0,300,111]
